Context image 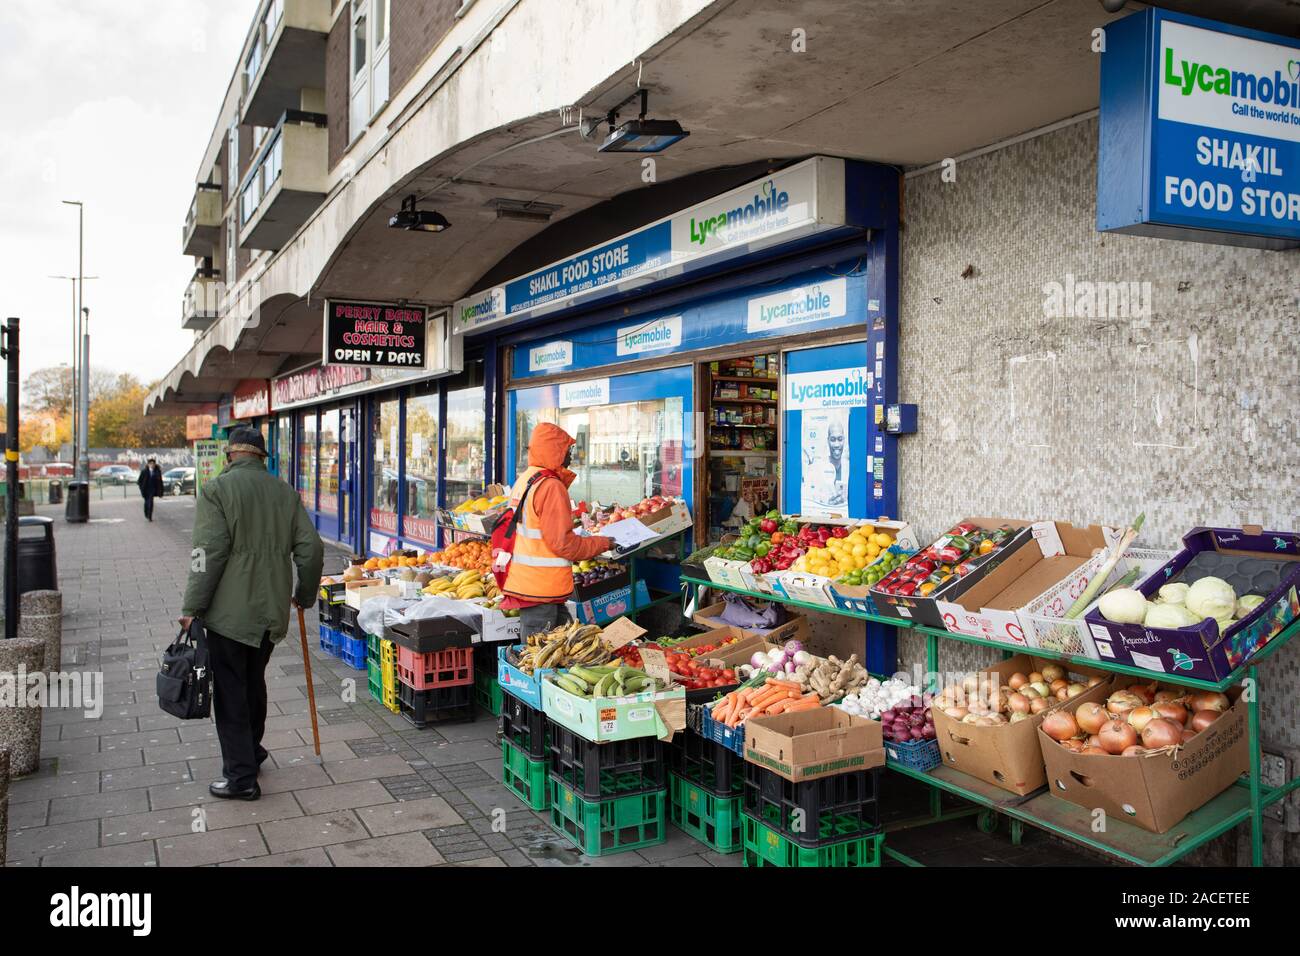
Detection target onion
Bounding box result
[1081,746,1110,756]
[1055,688,1069,701]
[1028,671,1044,685]
[1030,698,1049,714]
[1020,686,1040,700]
[1009,712,1030,724]
[1029,681,1052,699]
[1190,710,1221,733]
[1076,701,1108,735]
[1127,706,1156,734]
[1129,683,1156,706]
[1041,664,1066,684]
[1061,738,1085,752]
[1099,719,1138,754]
[1121,745,1146,757]
[1184,691,1230,714]
[750,652,768,669]
[1049,678,1068,694]
[1086,734,1103,749]
[1153,690,1179,704]
[1141,718,1183,750]
[1008,672,1028,690]
[1042,711,1080,742]
[1152,702,1188,726]
[1066,683,1087,699]
[1086,676,1105,687]
[783,639,804,655]
[1005,693,1029,715]
[961,713,981,724]
[1106,690,1143,718]
[1181,728,1198,744]
[943,706,969,720]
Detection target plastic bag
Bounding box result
[394,596,486,631]
[356,596,417,637]
[718,592,785,630]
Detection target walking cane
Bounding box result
[297,605,321,758]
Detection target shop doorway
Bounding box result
[698,352,780,544]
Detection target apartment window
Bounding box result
[226,122,239,201]
[349,0,390,138]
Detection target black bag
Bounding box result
[157,619,212,720]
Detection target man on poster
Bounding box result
[801,411,848,513]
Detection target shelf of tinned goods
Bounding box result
[679,574,1300,867]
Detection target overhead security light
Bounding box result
[598,89,689,154]
[489,198,562,223]
[389,195,450,232]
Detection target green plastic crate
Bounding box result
[367,633,382,665]
[475,669,503,717]
[547,776,666,857]
[367,658,383,703]
[502,738,549,811]
[668,771,742,854]
[741,813,882,868]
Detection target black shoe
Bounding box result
[256,748,269,767]
[209,779,260,801]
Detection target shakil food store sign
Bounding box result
[1098,8,1300,249]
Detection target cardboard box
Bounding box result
[475,605,521,645]
[931,655,1113,796]
[692,601,809,647]
[540,673,686,743]
[567,580,649,625]
[640,501,693,537]
[1084,527,1300,682]
[345,581,401,609]
[1039,684,1249,833]
[704,554,750,590]
[772,571,837,608]
[935,522,1116,646]
[744,708,884,783]
[870,518,1037,628]
[496,643,552,709]
[571,565,630,603]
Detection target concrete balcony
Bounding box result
[182,268,222,331]
[240,0,331,128]
[181,184,223,256]
[237,111,328,252]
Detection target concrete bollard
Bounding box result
[0,638,46,777]
[19,589,63,673]
[0,747,8,866]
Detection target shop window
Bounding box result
[370,396,399,535]
[349,0,390,139]
[404,388,439,543]
[297,409,317,510]
[445,362,485,508]
[513,397,684,507]
[276,413,293,482]
[319,408,339,515]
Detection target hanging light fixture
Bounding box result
[598,89,690,154]
[388,195,451,232]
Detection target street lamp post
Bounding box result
[48,274,97,472]
[61,200,86,482]
[79,307,90,484]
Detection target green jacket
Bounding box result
[182,456,324,648]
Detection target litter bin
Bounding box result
[17,516,57,594]
[48,479,64,505]
[64,480,89,523]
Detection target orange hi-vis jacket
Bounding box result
[502,423,613,603]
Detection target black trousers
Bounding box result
[143,495,156,520]
[517,602,571,638]
[207,629,274,789]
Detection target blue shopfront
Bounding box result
[455,155,903,669]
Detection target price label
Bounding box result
[638,646,672,686]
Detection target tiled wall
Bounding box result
[895,117,1300,863]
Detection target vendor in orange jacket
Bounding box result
[501,422,614,637]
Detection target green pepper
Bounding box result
[755,542,771,558]
[732,547,754,560]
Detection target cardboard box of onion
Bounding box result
[930,655,1113,797]
[1037,676,1248,834]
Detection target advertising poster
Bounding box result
[800,408,849,514]
[193,440,223,496]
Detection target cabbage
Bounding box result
[1144,603,1200,629]
[1236,594,1266,619]
[1185,577,1237,620]
[1213,614,1236,633]
[1157,583,1190,606]
[1098,588,1148,624]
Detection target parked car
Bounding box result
[162,467,196,496]
[93,465,136,485]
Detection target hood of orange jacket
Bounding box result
[526,422,577,486]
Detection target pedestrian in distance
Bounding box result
[136,456,165,521]
[178,426,323,801]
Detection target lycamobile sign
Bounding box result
[1098,9,1300,249]
[452,157,848,333]
[616,315,681,356]
[787,366,872,411]
[746,278,847,333]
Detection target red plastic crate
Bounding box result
[395,644,473,691]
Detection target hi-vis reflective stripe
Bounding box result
[511,553,570,568]
[518,525,543,539]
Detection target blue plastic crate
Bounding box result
[340,634,368,670]
[700,704,745,758]
[319,624,340,656]
[884,736,941,772]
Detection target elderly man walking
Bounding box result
[179,426,323,800]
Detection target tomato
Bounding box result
[722,669,736,681]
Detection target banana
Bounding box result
[555,675,586,696]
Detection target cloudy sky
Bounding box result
[0,0,259,399]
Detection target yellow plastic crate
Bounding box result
[380,639,400,714]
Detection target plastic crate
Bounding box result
[884,736,942,772]
[336,604,359,637]
[699,703,745,757]
[501,738,550,811]
[380,639,401,715]
[340,634,368,670]
[742,763,882,848]
[666,728,744,796]
[741,813,883,867]
[547,722,665,800]
[367,658,383,702]
[500,694,549,760]
[396,681,475,728]
[395,644,473,691]
[668,771,742,853]
[319,624,340,656]
[367,633,382,665]
[548,776,667,856]
[475,668,504,717]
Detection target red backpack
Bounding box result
[490,469,560,589]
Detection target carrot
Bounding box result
[765,678,802,692]
[713,700,732,724]
[784,697,823,712]
[749,688,784,711]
